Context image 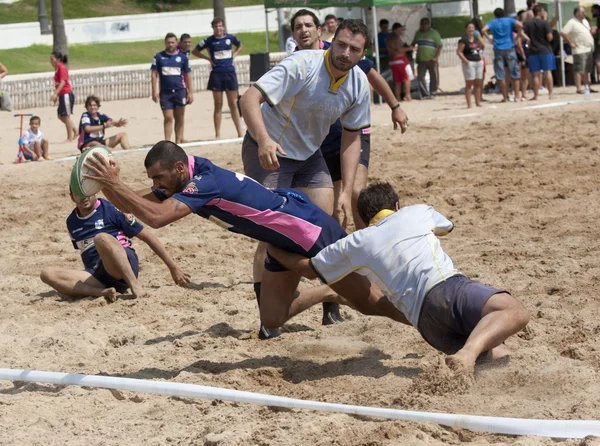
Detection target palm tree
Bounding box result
[51,0,68,63]
[213,0,225,21]
[504,0,516,15]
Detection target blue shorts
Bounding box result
[85,248,139,294]
[322,133,371,182]
[23,149,36,161]
[494,48,520,81]
[264,189,347,273]
[527,53,556,73]
[160,88,187,110]
[207,71,239,92]
[57,92,75,117]
[417,274,506,354]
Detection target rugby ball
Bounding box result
[70,146,113,198]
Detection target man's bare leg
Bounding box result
[174,107,186,144]
[40,267,118,302]
[93,233,148,299]
[575,72,583,92]
[162,109,174,142]
[445,292,529,374]
[226,90,244,137]
[513,79,522,101]
[531,72,541,100]
[544,71,554,99]
[499,79,508,102]
[403,80,412,101]
[212,91,223,138]
[351,164,368,230]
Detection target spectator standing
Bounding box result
[151,33,193,143]
[50,51,78,142]
[377,19,391,71]
[590,4,600,83]
[412,18,443,99]
[387,23,415,102]
[178,33,192,56]
[457,22,485,108]
[482,8,528,102]
[560,7,595,94]
[524,5,555,99]
[321,14,338,43]
[193,18,244,139]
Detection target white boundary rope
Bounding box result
[1,368,600,438]
[44,137,244,165]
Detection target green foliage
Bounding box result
[0,0,262,24]
[432,12,494,38]
[0,32,279,74]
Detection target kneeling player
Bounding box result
[40,191,189,302]
[268,182,530,374]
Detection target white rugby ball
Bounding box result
[70,145,113,198]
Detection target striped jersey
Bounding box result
[151,51,191,91]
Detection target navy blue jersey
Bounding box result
[195,34,240,73]
[78,112,111,149]
[67,198,144,270]
[152,156,346,257]
[151,51,192,91]
[320,58,373,155]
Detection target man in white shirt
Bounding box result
[561,7,596,93]
[268,182,530,375]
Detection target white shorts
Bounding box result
[462,60,484,81]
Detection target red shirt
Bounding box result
[54,63,72,95]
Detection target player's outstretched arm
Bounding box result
[83,155,192,228]
[134,228,190,287]
[338,129,361,228]
[366,69,408,133]
[267,246,318,280]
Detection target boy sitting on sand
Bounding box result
[21,116,51,161]
[268,182,530,375]
[40,189,189,302]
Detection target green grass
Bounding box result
[432,12,494,38]
[0,32,278,75]
[0,0,262,24]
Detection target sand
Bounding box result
[0,66,599,445]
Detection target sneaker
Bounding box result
[322,302,344,325]
[258,325,281,340]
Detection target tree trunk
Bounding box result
[504,0,516,15]
[472,0,479,18]
[51,0,68,63]
[213,0,225,22]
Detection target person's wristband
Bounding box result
[391,103,401,111]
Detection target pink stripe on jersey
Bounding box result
[206,198,322,251]
[187,155,195,179]
[116,231,131,248]
[93,199,101,209]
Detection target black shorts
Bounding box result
[160,88,187,110]
[322,133,371,183]
[85,248,139,294]
[207,71,239,92]
[57,92,75,117]
[417,274,506,355]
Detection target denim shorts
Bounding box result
[494,48,520,81]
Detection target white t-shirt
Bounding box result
[253,49,371,161]
[21,128,44,148]
[310,205,459,327]
[563,18,595,55]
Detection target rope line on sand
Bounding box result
[1,368,600,439]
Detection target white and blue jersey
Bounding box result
[195,34,240,73]
[151,51,191,91]
[152,156,346,262]
[320,57,374,155]
[78,111,111,150]
[67,198,143,271]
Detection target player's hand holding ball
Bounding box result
[258,139,287,170]
[83,153,121,188]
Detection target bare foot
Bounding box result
[403,97,412,102]
[102,287,118,303]
[36,158,45,162]
[548,94,554,100]
[44,156,53,160]
[445,353,475,376]
[529,96,538,101]
[130,284,150,299]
